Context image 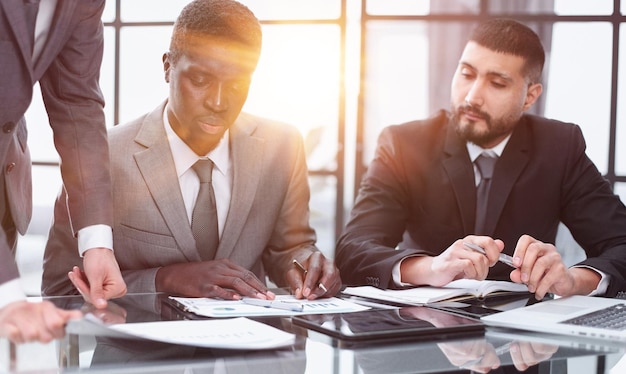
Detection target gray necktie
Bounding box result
[474,153,498,235]
[191,159,219,261]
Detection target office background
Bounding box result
[20,0,626,295]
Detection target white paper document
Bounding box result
[67,315,295,349]
[169,295,370,318]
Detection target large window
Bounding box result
[25,0,626,263]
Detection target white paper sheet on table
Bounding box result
[66,315,295,349]
[169,295,370,318]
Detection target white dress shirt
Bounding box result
[163,107,232,234]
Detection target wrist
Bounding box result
[569,267,601,296]
[155,266,172,293]
[400,256,431,285]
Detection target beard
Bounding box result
[451,103,521,148]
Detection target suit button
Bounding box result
[5,163,15,173]
[3,122,15,133]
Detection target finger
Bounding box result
[306,281,328,300]
[525,245,560,296]
[515,235,540,284]
[530,342,558,357]
[227,276,270,299]
[533,260,567,299]
[86,275,108,309]
[286,267,305,298]
[65,309,84,321]
[201,283,241,300]
[468,237,504,266]
[42,309,68,340]
[509,342,531,372]
[302,253,324,298]
[217,261,270,296]
[3,323,24,344]
[515,341,541,369]
[68,267,92,302]
[308,262,342,299]
[239,269,271,296]
[454,242,490,278]
[460,254,488,280]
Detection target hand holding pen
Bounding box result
[289,252,342,300]
[293,259,328,293]
[462,242,515,268]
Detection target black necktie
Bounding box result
[23,0,40,54]
[191,159,219,261]
[474,153,498,235]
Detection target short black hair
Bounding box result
[169,0,262,64]
[469,18,545,83]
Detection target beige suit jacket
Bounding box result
[42,101,319,295]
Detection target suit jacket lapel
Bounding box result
[216,114,264,258]
[133,103,200,262]
[442,121,477,234]
[2,0,36,76]
[486,119,531,234]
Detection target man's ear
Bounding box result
[163,52,171,83]
[522,83,543,111]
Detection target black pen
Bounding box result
[462,242,516,268]
[292,259,328,293]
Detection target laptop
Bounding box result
[481,295,626,341]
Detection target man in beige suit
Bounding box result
[42,0,341,301]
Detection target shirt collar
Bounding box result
[162,105,230,178]
[466,134,511,163]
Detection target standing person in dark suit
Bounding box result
[336,18,626,299]
[42,0,341,302]
[0,0,126,343]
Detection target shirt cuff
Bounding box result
[573,265,609,296]
[77,224,113,257]
[0,279,26,309]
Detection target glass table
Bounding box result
[2,293,625,373]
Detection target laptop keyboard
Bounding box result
[561,304,626,330]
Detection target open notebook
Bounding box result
[343,279,529,305]
[482,295,626,341]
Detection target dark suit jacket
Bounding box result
[0,0,113,284]
[336,110,626,296]
[42,101,319,295]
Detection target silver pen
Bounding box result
[462,242,516,268]
[241,297,304,312]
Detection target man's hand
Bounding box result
[437,338,501,372]
[155,258,275,300]
[286,251,342,300]
[0,300,82,344]
[81,301,128,324]
[400,237,506,287]
[508,341,558,372]
[69,247,127,309]
[510,235,601,299]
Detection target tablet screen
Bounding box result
[292,306,484,343]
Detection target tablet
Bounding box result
[292,306,484,344]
